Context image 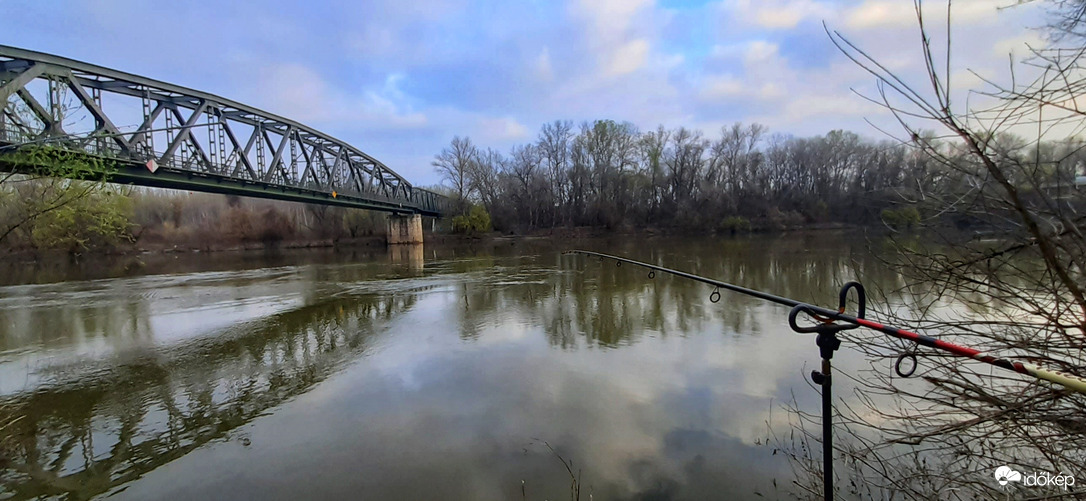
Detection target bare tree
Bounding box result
[538,120,574,226]
[468,147,504,214]
[432,136,478,214]
[508,143,544,227]
[639,126,670,219]
[773,1,1086,498]
[665,127,707,217]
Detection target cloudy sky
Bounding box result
[0,0,1048,185]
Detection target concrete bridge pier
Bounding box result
[386,213,423,245]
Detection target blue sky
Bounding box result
[0,0,1046,185]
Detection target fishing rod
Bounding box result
[565,249,1086,501]
[566,250,1086,394]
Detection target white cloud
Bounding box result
[725,0,1002,32]
[574,0,654,43]
[744,40,779,63]
[701,74,745,99]
[759,0,832,28]
[699,74,786,102]
[725,0,834,30]
[844,1,915,29]
[695,0,1049,141]
[606,38,651,76]
[757,81,786,100]
[476,116,530,142]
[699,39,791,104]
[846,0,1002,30]
[782,94,877,122]
[250,62,427,130]
[991,30,1046,58]
[535,46,554,82]
[570,0,662,82]
[709,43,741,60]
[256,63,335,123]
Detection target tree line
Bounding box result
[434,121,1085,233]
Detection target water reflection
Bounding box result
[387,244,424,272]
[0,286,421,500]
[450,234,905,350]
[0,233,904,500]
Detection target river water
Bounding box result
[0,233,903,500]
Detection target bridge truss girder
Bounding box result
[0,45,447,216]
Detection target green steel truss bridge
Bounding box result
[0,46,448,217]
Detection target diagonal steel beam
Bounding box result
[0,62,45,105]
[346,157,365,195]
[312,145,335,190]
[320,147,336,186]
[261,125,292,183]
[61,73,130,152]
[130,101,165,153]
[167,104,213,170]
[158,100,208,165]
[330,147,346,190]
[380,174,391,197]
[2,103,38,139]
[220,119,257,180]
[298,141,317,187]
[15,88,59,135]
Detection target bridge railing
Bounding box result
[410,187,453,215]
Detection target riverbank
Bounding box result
[1,220,869,262]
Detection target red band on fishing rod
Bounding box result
[852,318,1029,375]
[567,250,1086,394]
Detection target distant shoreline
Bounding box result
[0,222,872,263]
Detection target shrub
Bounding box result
[258,207,294,244]
[880,206,921,230]
[344,209,378,238]
[452,205,491,235]
[30,186,134,253]
[220,206,253,241]
[807,200,830,222]
[720,216,751,234]
[766,208,805,230]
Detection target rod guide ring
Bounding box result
[895,351,918,378]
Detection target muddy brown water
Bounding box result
[0,233,906,500]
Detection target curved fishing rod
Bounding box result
[569,249,1085,501]
[566,249,1086,395]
